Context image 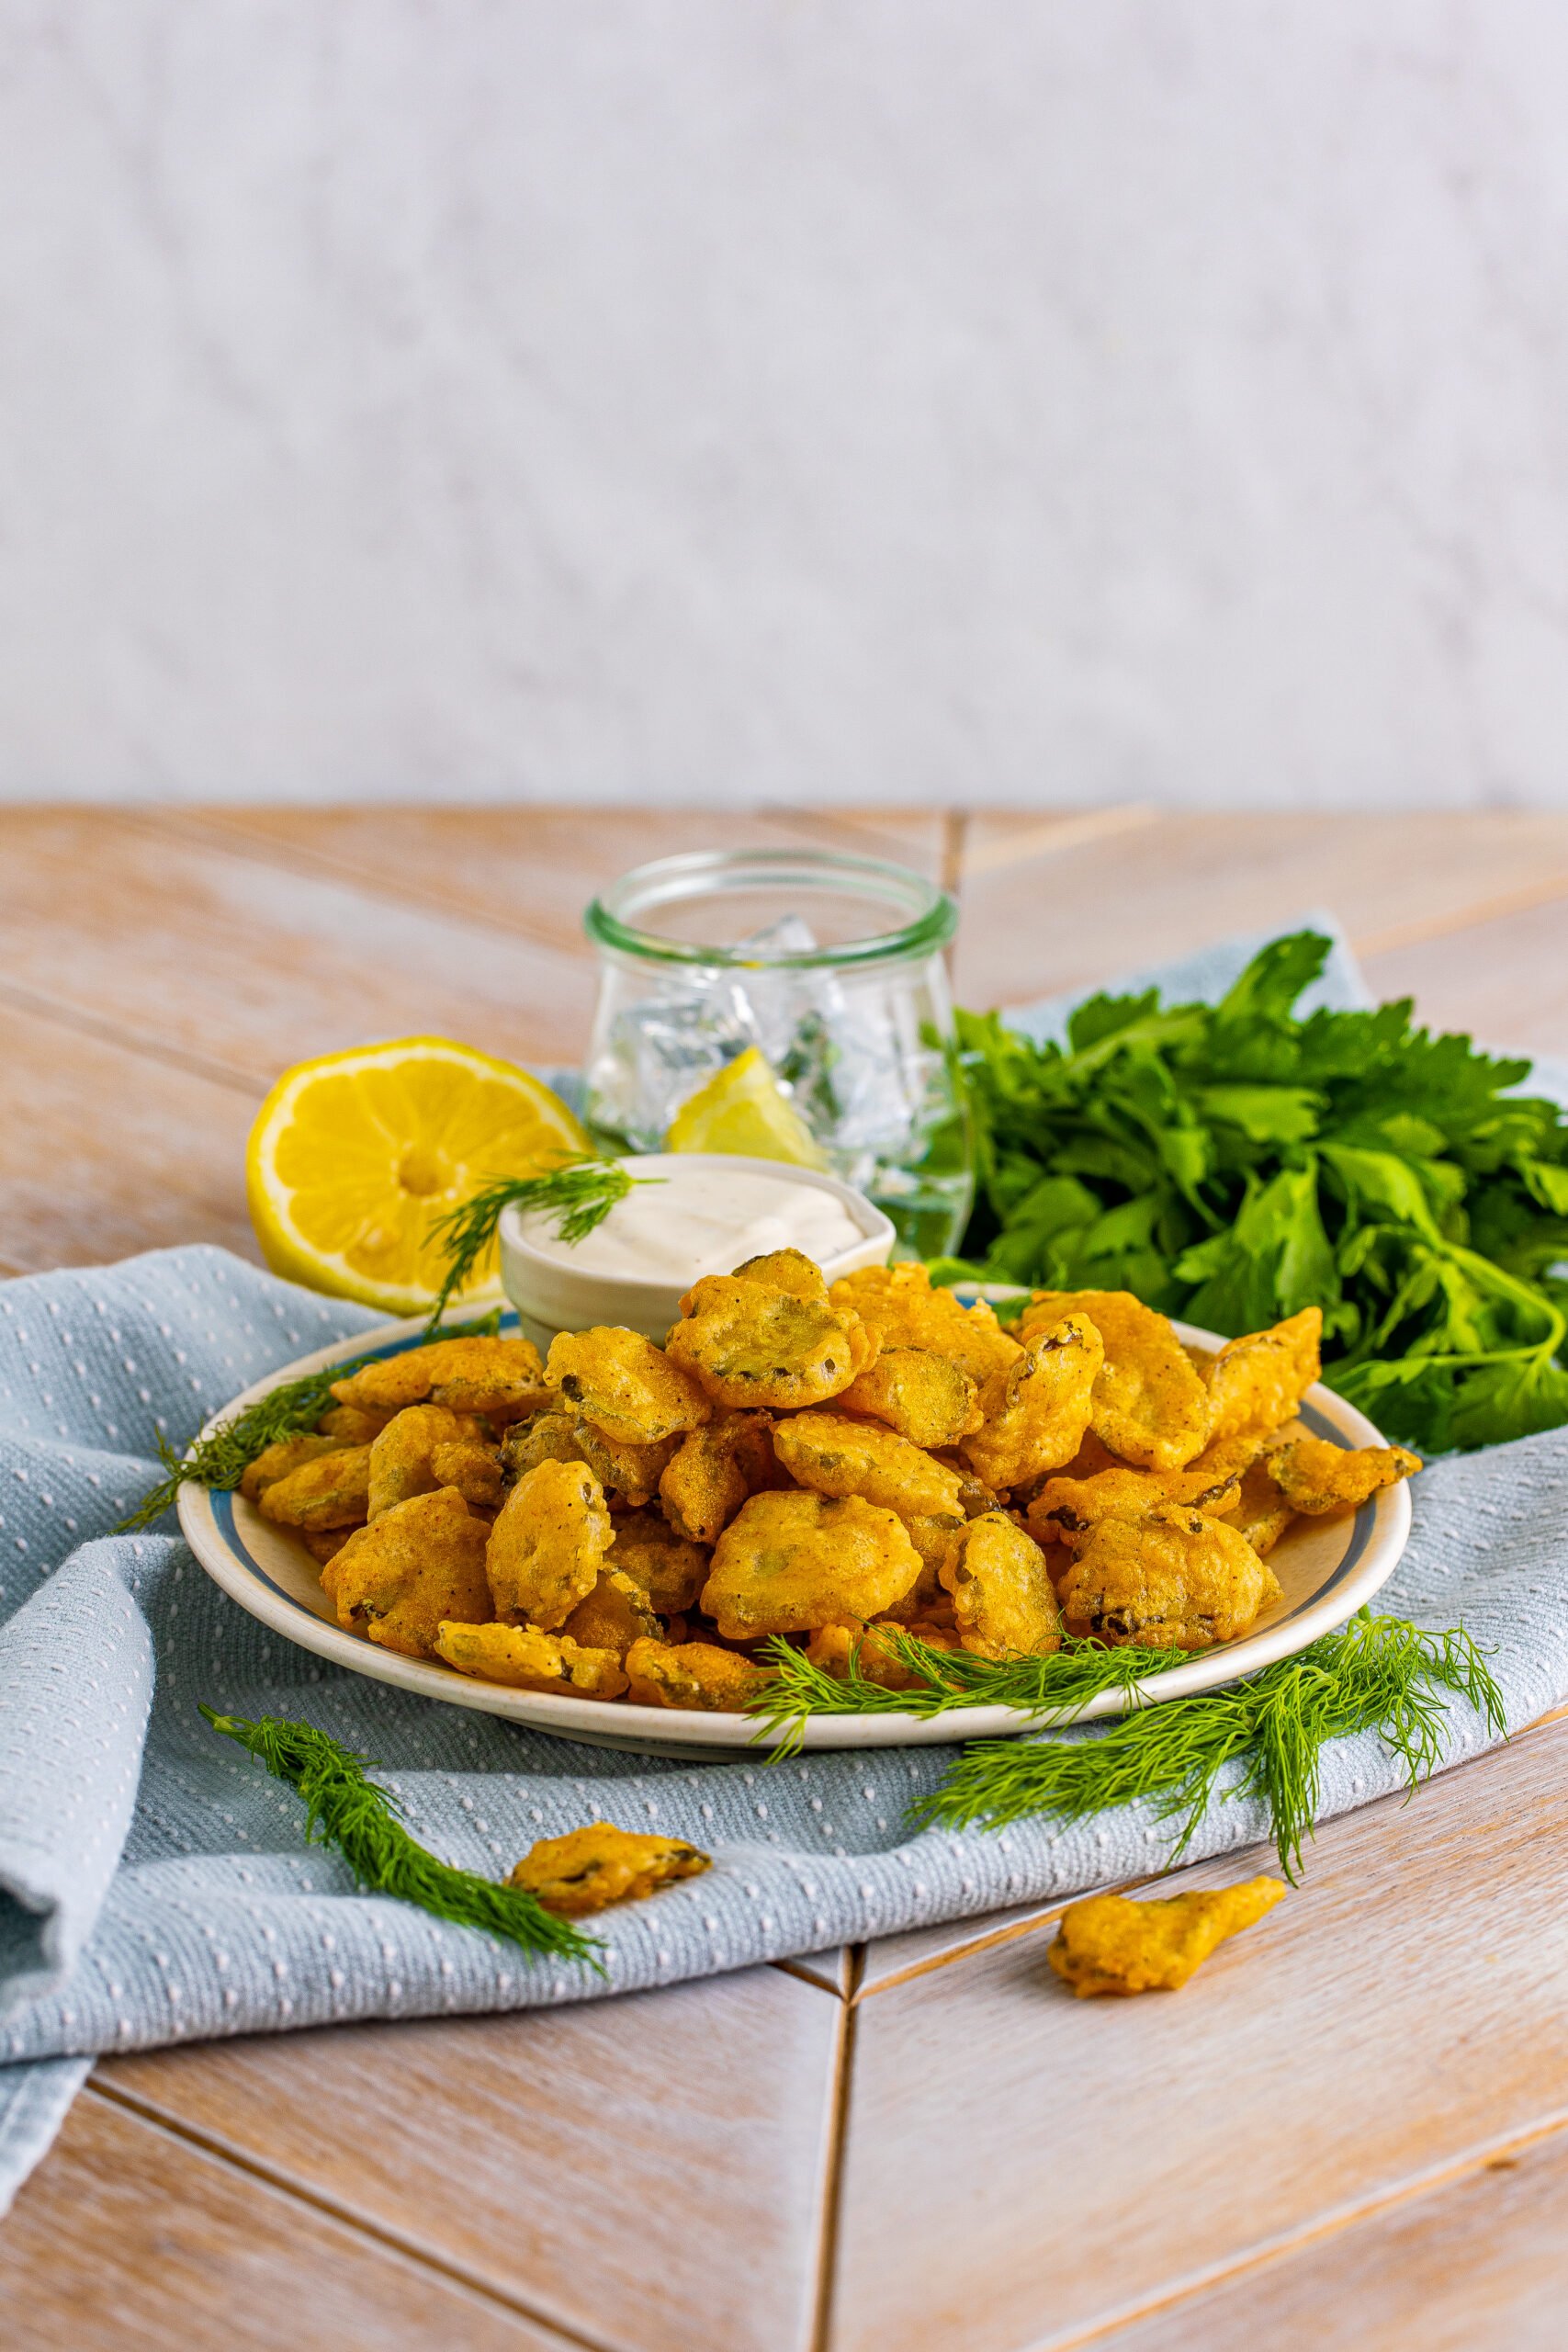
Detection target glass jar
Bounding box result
[582,848,972,1258]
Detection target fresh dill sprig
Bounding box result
[423,1157,664,1333]
[750,1627,1194,1758]
[912,1611,1505,1882]
[115,1309,502,1533]
[200,1705,602,1968]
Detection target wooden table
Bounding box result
[5,803,1568,2352]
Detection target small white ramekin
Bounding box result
[498,1152,895,1353]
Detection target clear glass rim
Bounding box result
[583,847,958,970]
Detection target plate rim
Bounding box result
[177,1296,1413,1755]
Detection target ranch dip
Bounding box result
[519,1163,866,1283]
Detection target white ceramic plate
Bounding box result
[178,1299,1413,1758]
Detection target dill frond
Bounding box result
[200,1705,602,1968]
[423,1158,664,1333]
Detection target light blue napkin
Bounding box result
[2,919,1564,2214]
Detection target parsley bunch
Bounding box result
[945,931,1568,1453]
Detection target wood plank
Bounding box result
[101,1963,842,2352]
[2,2089,560,2352]
[828,1722,1568,2352]
[1362,894,1568,1061]
[163,806,945,956]
[0,810,598,1082]
[1095,2120,1568,2352]
[0,1000,258,1273]
[952,812,1568,1011]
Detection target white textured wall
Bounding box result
[3,3,1568,808]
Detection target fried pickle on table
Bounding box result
[659,1409,777,1544]
[1047,1878,1285,1996]
[604,1506,711,1615]
[546,1326,711,1447]
[1202,1308,1323,1446]
[666,1274,876,1410]
[485,1457,615,1630]
[367,1404,491,1520]
[331,1334,551,1423]
[836,1348,984,1449]
[1057,1502,1281,1649]
[1269,1436,1421,1516]
[501,1408,675,1508]
[240,1432,347,1503]
[623,1636,774,1712]
[559,1568,664,1657]
[508,1823,710,1916]
[962,1314,1104,1491]
[321,1486,491,1658]
[940,1512,1061,1658]
[1021,1290,1210,1474]
[257,1444,373,1532]
[701,1489,922,1637]
[805,1620,960,1690]
[434,1619,627,1698]
[771,1410,965,1522]
[830,1262,1021,1387]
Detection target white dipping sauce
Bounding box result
[520,1165,866,1283]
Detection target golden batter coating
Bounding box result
[604,1507,711,1616]
[836,1347,985,1449]
[727,1247,829,1300]
[434,1619,628,1699]
[240,1433,347,1503]
[701,1489,923,1637]
[665,1276,876,1411]
[508,1823,710,1915]
[623,1636,775,1712]
[961,1314,1105,1491]
[830,1262,1022,1387]
[331,1334,551,1424]
[1048,1878,1285,1996]
[771,1410,966,1522]
[1027,1446,1257,1550]
[659,1409,776,1544]
[1057,1502,1281,1649]
[315,1404,393,1445]
[560,1569,664,1657]
[805,1620,960,1690]
[485,1457,615,1631]
[1228,1460,1296,1556]
[1202,1308,1323,1446]
[1269,1436,1420,1516]
[367,1404,489,1521]
[1021,1290,1210,1473]
[257,1444,373,1532]
[321,1487,491,1659]
[546,1326,711,1447]
[501,1408,675,1508]
[939,1512,1062,1658]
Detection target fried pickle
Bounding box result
[257,1444,373,1532]
[659,1409,777,1544]
[836,1347,984,1449]
[434,1619,627,1699]
[771,1409,965,1522]
[1047,1878,1285,1996]
[240,1433,347,1503]
[331,1334,550,1423]
[367,1404,488,1521]
[508,1822,710,1915]
[1021,1289,1210,1473]
[501,1408,675,1508]
[560,1568,664,1657]
[729,1247,829,1299]
[1057,1502,1281,1648]
[485,1457,615,1630]
[666,1276,876,1410]
[546,1326,711,1446]
[623,1635,774,1712]
[940,1512,1062,1658]
[1202,1308,1323,1446]
[701,1489,922,1637]
[604,1506,711,1615]
[1027,1449,1254,1550]
[1229,1460,1296,1557]
[805,1620,960,1690]
[1269,1436,1420,1516]
[962,1314,1104,1491]
[321,1487,491,1658]
[830,1262,1021,1387]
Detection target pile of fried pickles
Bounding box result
[241,1252,1420,1713]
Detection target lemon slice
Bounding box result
[664,1046,829,1168]
[246,1036,589,1316]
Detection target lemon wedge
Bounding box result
[246,1036,589,1316]
[664,1046,829,1168]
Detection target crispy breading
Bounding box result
[321,1487,491,1658]
[301,1526,353,1565]
[727,1247,829,1300]
[836,1347,984,1449]
[1021,1290,1210,1473]
[961,1314,1104,1491]
[546,1326,711,1446]
[1027,1447,1256,1550]
[665,1276,876,1410]
[771,1410,966,1522]
[1057,1502,1280,1649]
[315,1403,394,1445]
[830,1262,1022,1386]
[623,1636,774,1713]
[1048,1879,1286,1996]
[367,1404,489,1521]
[659,1410,777,1544]
[257,1444,373,1531]
[240,1433,347,1503]
[804,1620,960,1690]
[1229,1461,1296,1557]
[604,1506,711,1615]
[1202,1309,1323,1445]
[940,1512,1062,1658]
[434,1619,628,1698]
[331,1334,550,1423]
[701,1489,922,1637]
[560,1569,664,1657]
[1269,1436,1421,1516]
[508,1823,710,1914]
[501,1408,675,1507]
[485,1457,614,1630]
